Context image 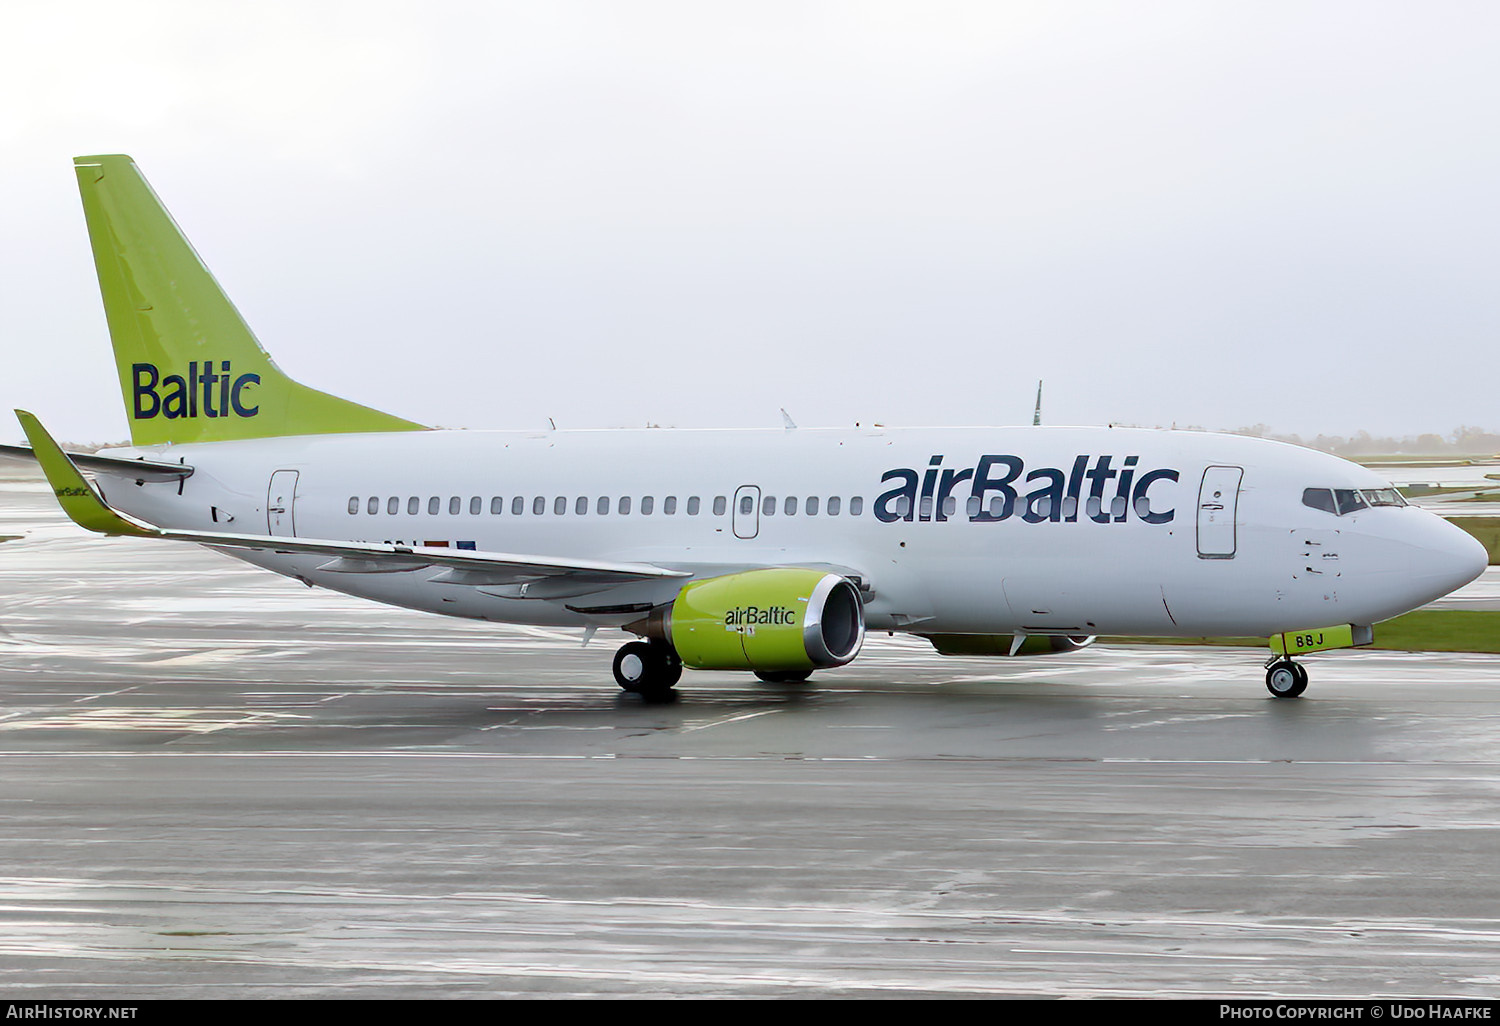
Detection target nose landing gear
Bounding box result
[1264,657,1309,698]
[612,641,682,703]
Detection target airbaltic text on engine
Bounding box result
[725,606,797,628]
[876,454,1178,524]
[131,361,260,420]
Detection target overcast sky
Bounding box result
[3,1,1497,444]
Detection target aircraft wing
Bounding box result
[0,442,193,482]
[15,410,688,589]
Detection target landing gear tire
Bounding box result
[754,670,811,684]
[1265,659,1309,699]
[613,641,682,702]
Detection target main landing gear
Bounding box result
[612,641,681,703]
[1264,657,1309,699]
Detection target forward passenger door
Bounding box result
[1196,465,1243,559]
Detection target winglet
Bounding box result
[14,411,158,538]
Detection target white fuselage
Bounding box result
[94,425,1486,639]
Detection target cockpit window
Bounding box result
[1302,488,1336,514]
[1333,489,1367,515]
[1304,486,1407,516]
[1361,488,1406,507]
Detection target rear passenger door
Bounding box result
[267,470,299,537]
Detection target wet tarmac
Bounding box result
[2,471,1500,998]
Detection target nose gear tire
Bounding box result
[1265,659,1309,698]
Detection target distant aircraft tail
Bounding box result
[73,154,426,446]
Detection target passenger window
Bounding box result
[762,496,776,517]
[428,496,440,515]
[348,496,359,515]
[387,497,399,515]
[828,496,841,516]
[687,496,701,515]
[470,496,482,515]
[533,496,546,515]
[806,496,819,516]
[554,496,567,515]
[714,496,727,516]
[576,496,588,515]
[664,496,677,515]
[512,496,524,515]
[785,496,797,516]
[641,496,654,515]
[408,497,420,515]
[894,495,911,518]
[490,497,504,514]
[942,495,957,518]
[918,496,932,519]
[619,496,632,515]
[449,496,460,515]
[849,497,863,516]
[739,495,754,515]
[597,496,610,515]
[966,496,979,517]
[367,497,379,515]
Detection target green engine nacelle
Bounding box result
[668,568,865,672]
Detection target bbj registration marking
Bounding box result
[1271,624,1358,655]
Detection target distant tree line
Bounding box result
[1224,424,1500,457]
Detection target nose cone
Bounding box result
[1427,517,1489,594]
[1383,513,1489,613]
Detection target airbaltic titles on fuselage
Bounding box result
[876,455,1179,525]
[356,452,1179,551]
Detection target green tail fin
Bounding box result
[74,154,426,446]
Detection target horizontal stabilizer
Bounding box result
[0,443,193,483]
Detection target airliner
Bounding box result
[5,155,1487,701]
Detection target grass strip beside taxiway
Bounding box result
[1112,610,1500,653]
